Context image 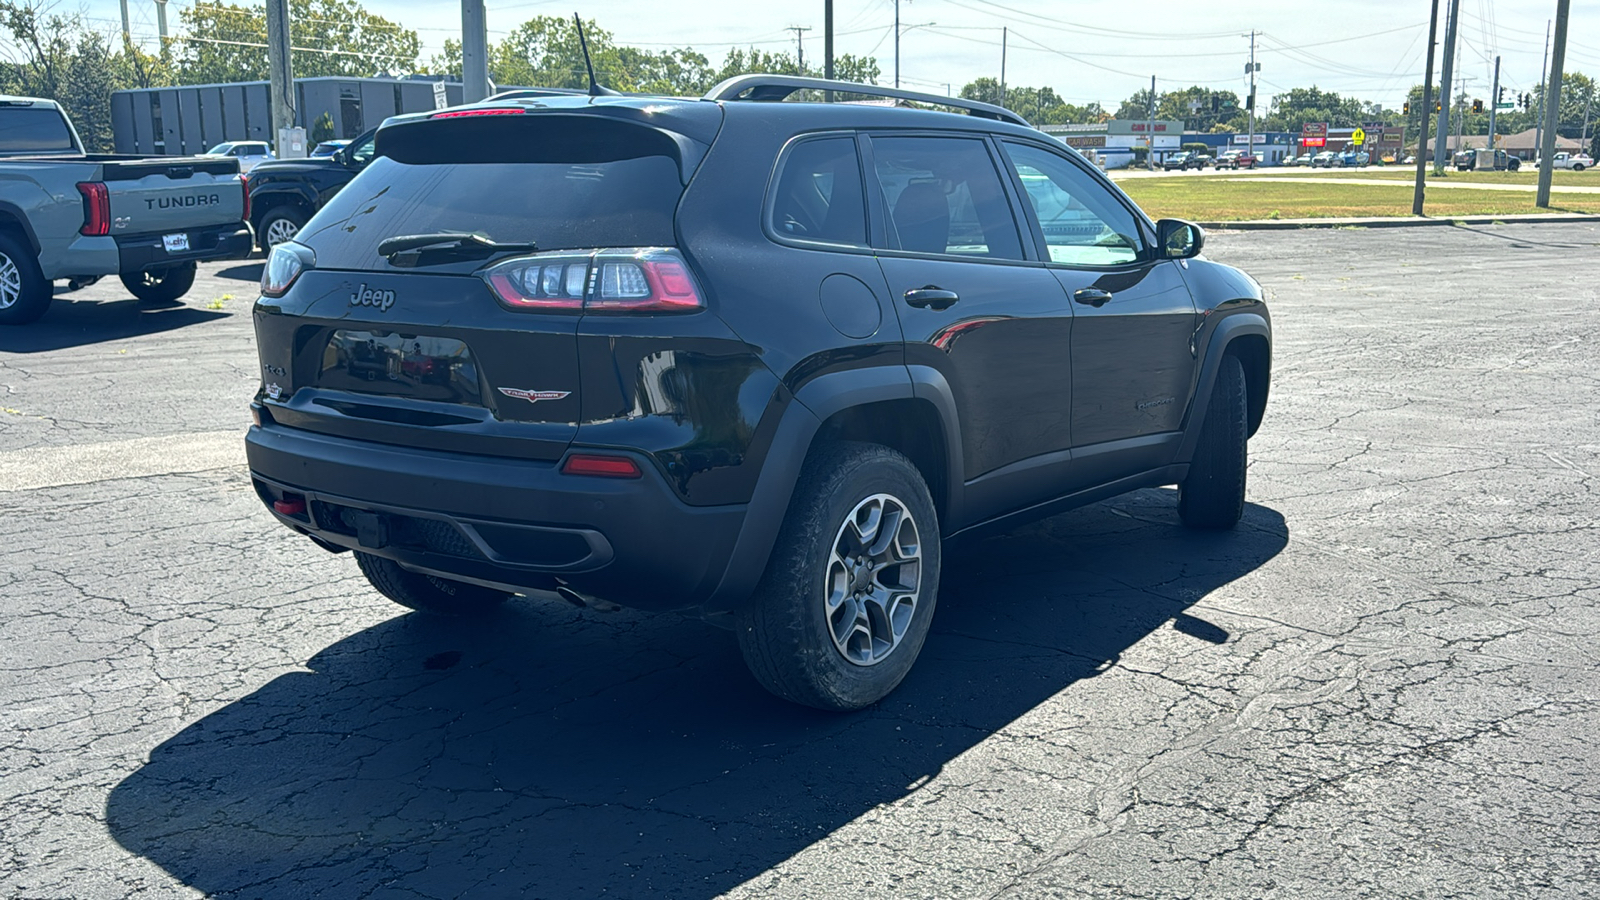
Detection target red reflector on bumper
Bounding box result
[273,497,306,515]
[561,454,642,478]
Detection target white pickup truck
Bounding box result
[1542,152,1593,171]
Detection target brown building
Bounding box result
[1420,128,1583,160]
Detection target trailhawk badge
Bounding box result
[498,387,571,404]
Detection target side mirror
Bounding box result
[1156,219,1204,260]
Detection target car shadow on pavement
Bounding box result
[0,296,228,353]
[106,489,1287,899]
[216,262,264,282]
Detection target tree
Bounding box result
[1115,87,1159,121]
[0,0,148,151]
[176,0,420,84]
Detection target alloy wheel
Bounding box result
[265,218,299,247]
[824,493,923,666]
[0,252,19,310]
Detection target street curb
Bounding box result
[1199,213,1600,230]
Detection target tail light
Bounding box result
[261,242,314,297]
[482,248,704,314]
[77,182,109,236]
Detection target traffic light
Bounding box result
[1211,96,1220,113]
[1472,98,1484,113]
[1435,100,1442,112]
[1497,86,1506,104]
[1403,101,1411,115]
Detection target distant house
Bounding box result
[1420,128,1582,160]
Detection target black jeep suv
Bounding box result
[247,76,1271,710]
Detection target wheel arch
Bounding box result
[703,364,964,611]
[0,202,41,255]
[1177,312,1271,463]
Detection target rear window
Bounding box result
[298,154,683,270]
[0,107,77,156]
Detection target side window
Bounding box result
[769,137,867,246]
[870,136,1024,261]
[1002,141,1144,267]
[349,133,377,165]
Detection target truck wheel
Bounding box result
[0,233,51,326]
[258,207,306,250]
[355,552,510,616]
[120,263,197,304]
[736,442,940,711]
[1574,164,1586,172]
[1179,354,1248,530]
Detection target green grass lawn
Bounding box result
[1118,176,1600,222]
[1297,167,1598,185]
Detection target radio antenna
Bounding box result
[573,14,618,97]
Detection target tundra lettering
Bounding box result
[144,194,222,210]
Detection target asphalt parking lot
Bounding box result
[3,224,1598,898]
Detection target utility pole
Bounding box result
[894,0,900,88]
[1536,0,1571,208]
[1582,88,1593,155]
[1148,74,1157,170]
[461,0,490,103]
[1247,30,1258,161]
[1413,0,1440,214]
[1488,55,1501,150]
[824,0,834,85]
[1532,25,1549,159]
[787,26,811,72]
[1432,0,1461,171]
[264,0,294,149]
[1000,27,1007,107]
[118,0,130,42]
[154,0,168,41]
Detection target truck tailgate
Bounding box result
[104,158,245,234]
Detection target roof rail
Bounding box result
[703,75,1030,127]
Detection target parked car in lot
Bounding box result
[247,75,1272,710]
[0,95,251,325]
[1310,151,1337,168]
[246,128,376,250]
[1213,150,1258,170]
[1161,151,1210,171]
[203,141,275,173]
[1281,154,1308,167]
[309,140,349,158]
[1335,150,1370,167]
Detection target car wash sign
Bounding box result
[1302,122,1329,148]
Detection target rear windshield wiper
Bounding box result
[378,232,537,262]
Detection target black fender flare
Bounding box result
[248,185,318,229]
[702,364,965,610]
[1176,311,1270,463]
[0,201,41,255]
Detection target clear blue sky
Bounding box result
[61,0,1600,110]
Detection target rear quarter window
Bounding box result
[768,136,867,246]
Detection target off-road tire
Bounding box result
[0,232,51,326]
[258,206,306,251]
[736,441,941,711]
[120,262,197,304]
[355,551,511,616]
[1179,354,1248,530]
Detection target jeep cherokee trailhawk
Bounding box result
[246,76,1271,710]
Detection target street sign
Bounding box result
[1351,127,1366,146]
[1496,102,1515,110]
[432,81,448,110]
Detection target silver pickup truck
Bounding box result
[0,95,252,325]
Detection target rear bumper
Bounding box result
[116,223,252,273]
[245,420,749,611]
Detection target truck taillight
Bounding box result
[77,182,109,236]
[482,248,705,314]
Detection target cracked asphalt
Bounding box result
[2,225,1598,898]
